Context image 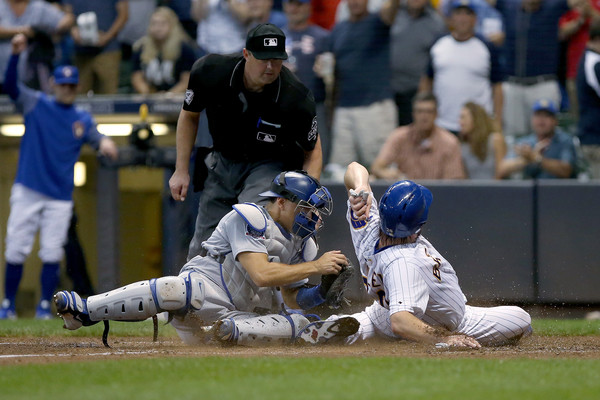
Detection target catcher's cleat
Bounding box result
[54,291,98,330]
[296,316,359,344]
[210,319,238,344]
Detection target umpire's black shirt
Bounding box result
[183,54,318,169]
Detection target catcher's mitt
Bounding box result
[320,262,355,309]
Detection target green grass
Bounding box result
[1,318,599,400]
[1,318,598,337]
[0,317,177,337]
[532,318,600,336]
[1,357,599,400]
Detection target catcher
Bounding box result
[54,171,358,346]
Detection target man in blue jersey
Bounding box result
[325,0,398,179]
[495,0,576,138]
[577,18,600,179]
[0,33,118,320]
[282,0,332,164]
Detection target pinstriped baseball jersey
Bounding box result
[346,198,468,331]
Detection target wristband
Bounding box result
[296,285,326,310]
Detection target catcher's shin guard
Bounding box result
[213,313,311,346]
[86,274,204,322]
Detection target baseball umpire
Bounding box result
[169,23,323,261]
[0,34,118,320]
[55,171,358,346]
[328,162,532,348]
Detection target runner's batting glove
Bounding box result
[349,189,370,202]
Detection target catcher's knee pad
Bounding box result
[86,276,203,322]
[217,313,310,346]
[177,271,205,311]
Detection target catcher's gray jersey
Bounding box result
[184,203,315,313]
[347,198,467,331]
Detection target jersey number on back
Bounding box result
[424,248,442,282]
[362,272,389,307]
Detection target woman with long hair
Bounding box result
[131,7,198,94]
[459,101,507,179]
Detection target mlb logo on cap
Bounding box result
[246,23,288,60]
[53,65,79,85]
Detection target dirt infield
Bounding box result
[2,334,600,365]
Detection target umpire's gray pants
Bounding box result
[187,151,285,260]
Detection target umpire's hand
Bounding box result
[169,170,190,202]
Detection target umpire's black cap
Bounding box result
[246,23,288,60]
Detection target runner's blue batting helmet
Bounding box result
[260,171,332,238]
[379,180,433,238]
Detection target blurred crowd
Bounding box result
[2,0,600,180]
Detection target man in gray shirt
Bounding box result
[388,0,446,125]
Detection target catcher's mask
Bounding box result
[260,170,332,239]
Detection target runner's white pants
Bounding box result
[331,301,532,346]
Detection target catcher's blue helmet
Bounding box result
[379,180,433,238]
[260,171,332,238]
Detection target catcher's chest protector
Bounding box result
[220,207,307,312]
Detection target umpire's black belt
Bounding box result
[507,74,556,86]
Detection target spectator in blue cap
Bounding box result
[498,99,577,179]
[495,0,577,138]
[439,0,504,46]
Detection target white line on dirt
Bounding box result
[0,350,159,359]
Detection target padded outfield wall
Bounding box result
[317,180,600,305]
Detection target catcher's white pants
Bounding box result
[332,301,532,346]
[4,184,72,264]
[170,270,308,346]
